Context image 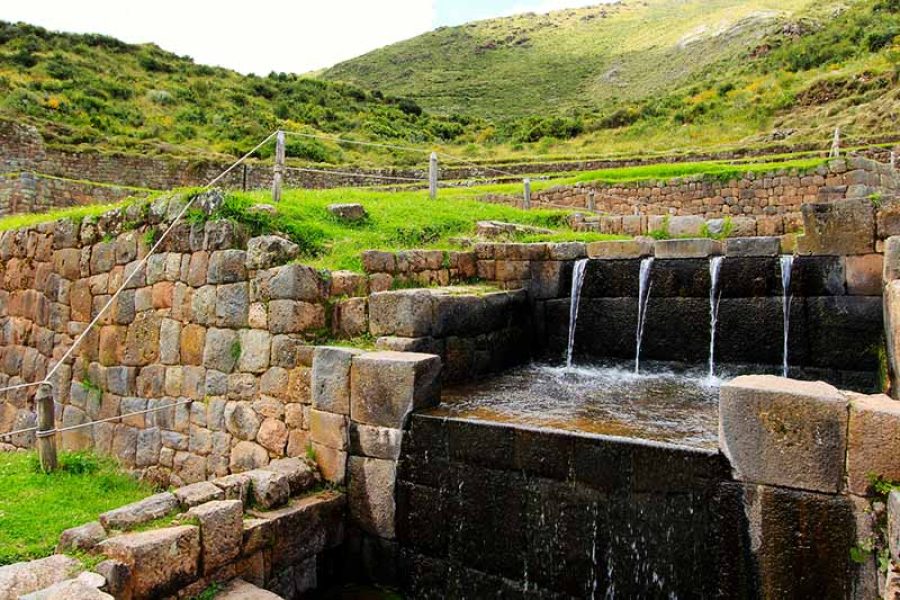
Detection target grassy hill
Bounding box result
[1,1,899,171]
[0,21,485,166]
[322,0,900,158]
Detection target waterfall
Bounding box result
[566,259,588,370]
[780,255,795,378]
[634,257,654,374]
[708,256,724,379]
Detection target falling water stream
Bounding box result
[566,259,589,370]
[707,257,724,379]
[780,255,795,378]
[634,257,654,374]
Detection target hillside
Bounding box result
[0,21,485,166]
[322,0,900,156]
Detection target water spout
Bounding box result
[566,259,589,370]
[635,257,654,374]
[780,255,794,378]
[708,256,724,379]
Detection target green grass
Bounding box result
[0,451,154,565]
[218,187,614,271]
[0,201,124,232]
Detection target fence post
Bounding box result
[830,127,841,158]
[272,130,285,203]
[36,383,57,473]
[587,190,596,212]
[523,178,531,210]
[429,152,439,200]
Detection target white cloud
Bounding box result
[0,0,437,74]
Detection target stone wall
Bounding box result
[0,172,153,216]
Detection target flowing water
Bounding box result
[634,257,654,374]
[707,256,724,379]
[566,259,589,370]
[780,255,794,378]
[433,360,725,449]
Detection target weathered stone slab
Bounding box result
[328,203,367,222]
[262,457,317,496]
[56,521,106,554]
[720,375,848,493]
[311,346,361,415]
[654,238,723,259]
[98,526,200,599]
[212,473,252,506]
[349,456,397,539]
[19,577,112,600]
[99,492,178,531]
[368,290,434,337]
[847,394,900,495]
[0,555,82,600]
[845,254,883,296]
[889,490,900,562]
[886,280,900,398]
[312,443,347,484]
[245,469,291,509]
[350,423,403,460]
[667,216,705,237]
[173,481,225,509]
[350,351,441,428]
[246,235,299,270]
[724,236,781,257]
[585,239,653,260]
[185,500,243,575]
[798,198,875,255]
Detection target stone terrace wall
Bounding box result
[0,194,360,486]
[483,157,899,238]
[0,172,152,216]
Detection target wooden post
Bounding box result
[523,178,531,210]
[36,383,57,473]
[429,152,438,200]
[830,127,841,158]
[272,130,285,203]
[587,190,596,212]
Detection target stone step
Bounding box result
[215,578,284,600]
[0,555,83,600]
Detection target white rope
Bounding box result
[282,165,425,183]
[0,131,278,397]
[0,398,194,441]
[283,130,429,155]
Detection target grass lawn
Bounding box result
[0,451,154,565]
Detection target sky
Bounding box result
[0,0,608,75]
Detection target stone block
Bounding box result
[216,579,283,600]
[238,329,271,374]
[310,409,349,450]
[245,469,291,509]
[225,403,261,441]
[720,375,848,493]
[654,238,723,259]
[889,491,900,562]
[0,555,83,600]
[368,290,434,337]
[173,481,225,509]
[259,264,325,301]
[330,270,368,297]
[845,254,883,296]
[332,297,368,338]
[98,526,200,598]
[257,418,288,454]
[349,456,397,539]
[19,577,112,600]
[350,423,403,460]
[668,215,705,237]
[798,199,875,255]
[212,473,252,505]
[724,236,781,257]
[350,351,442,428]
[57,521,106,554]
[207,249,247,284]
[262,457,317,496]
[847,394,900,495]
[203,328,239,373]
[246,235,299,270]
[230,441,269,473]
[312,443,347,484]
[312,346,362,415]
[99,492,178,532]
[185,500,243,574]
[585,239,653,259]
[216,283,249,328]
[886,236,900,282]
[268,300,326,334]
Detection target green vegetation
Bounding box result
[3,0,900,169]
[210,187,616,271]
[0,451,153,564]
[0,202,122,232]
[850,473,900,573]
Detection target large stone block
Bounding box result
[98,526,200,599]
[99,493,178,531]
[847,394,900,495]
[720,375,848,493]
[368,290,434,337]
[185,500,243,574]
[350,423,403,460]
[0,555,83,600]
[350,351,441,428]
[311,346,362,415]
[246,469,291,509]
[585,239,653,260]
[268,300,326,334]
[246,235,299,270]
[886,280,900,398]
[207,249,247,284]
[654,238,723,259]
[798,198,875,255]
[310,409,349,450]
[724,236,781,257]
[845,254,883,296]
[349,456,397,539]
